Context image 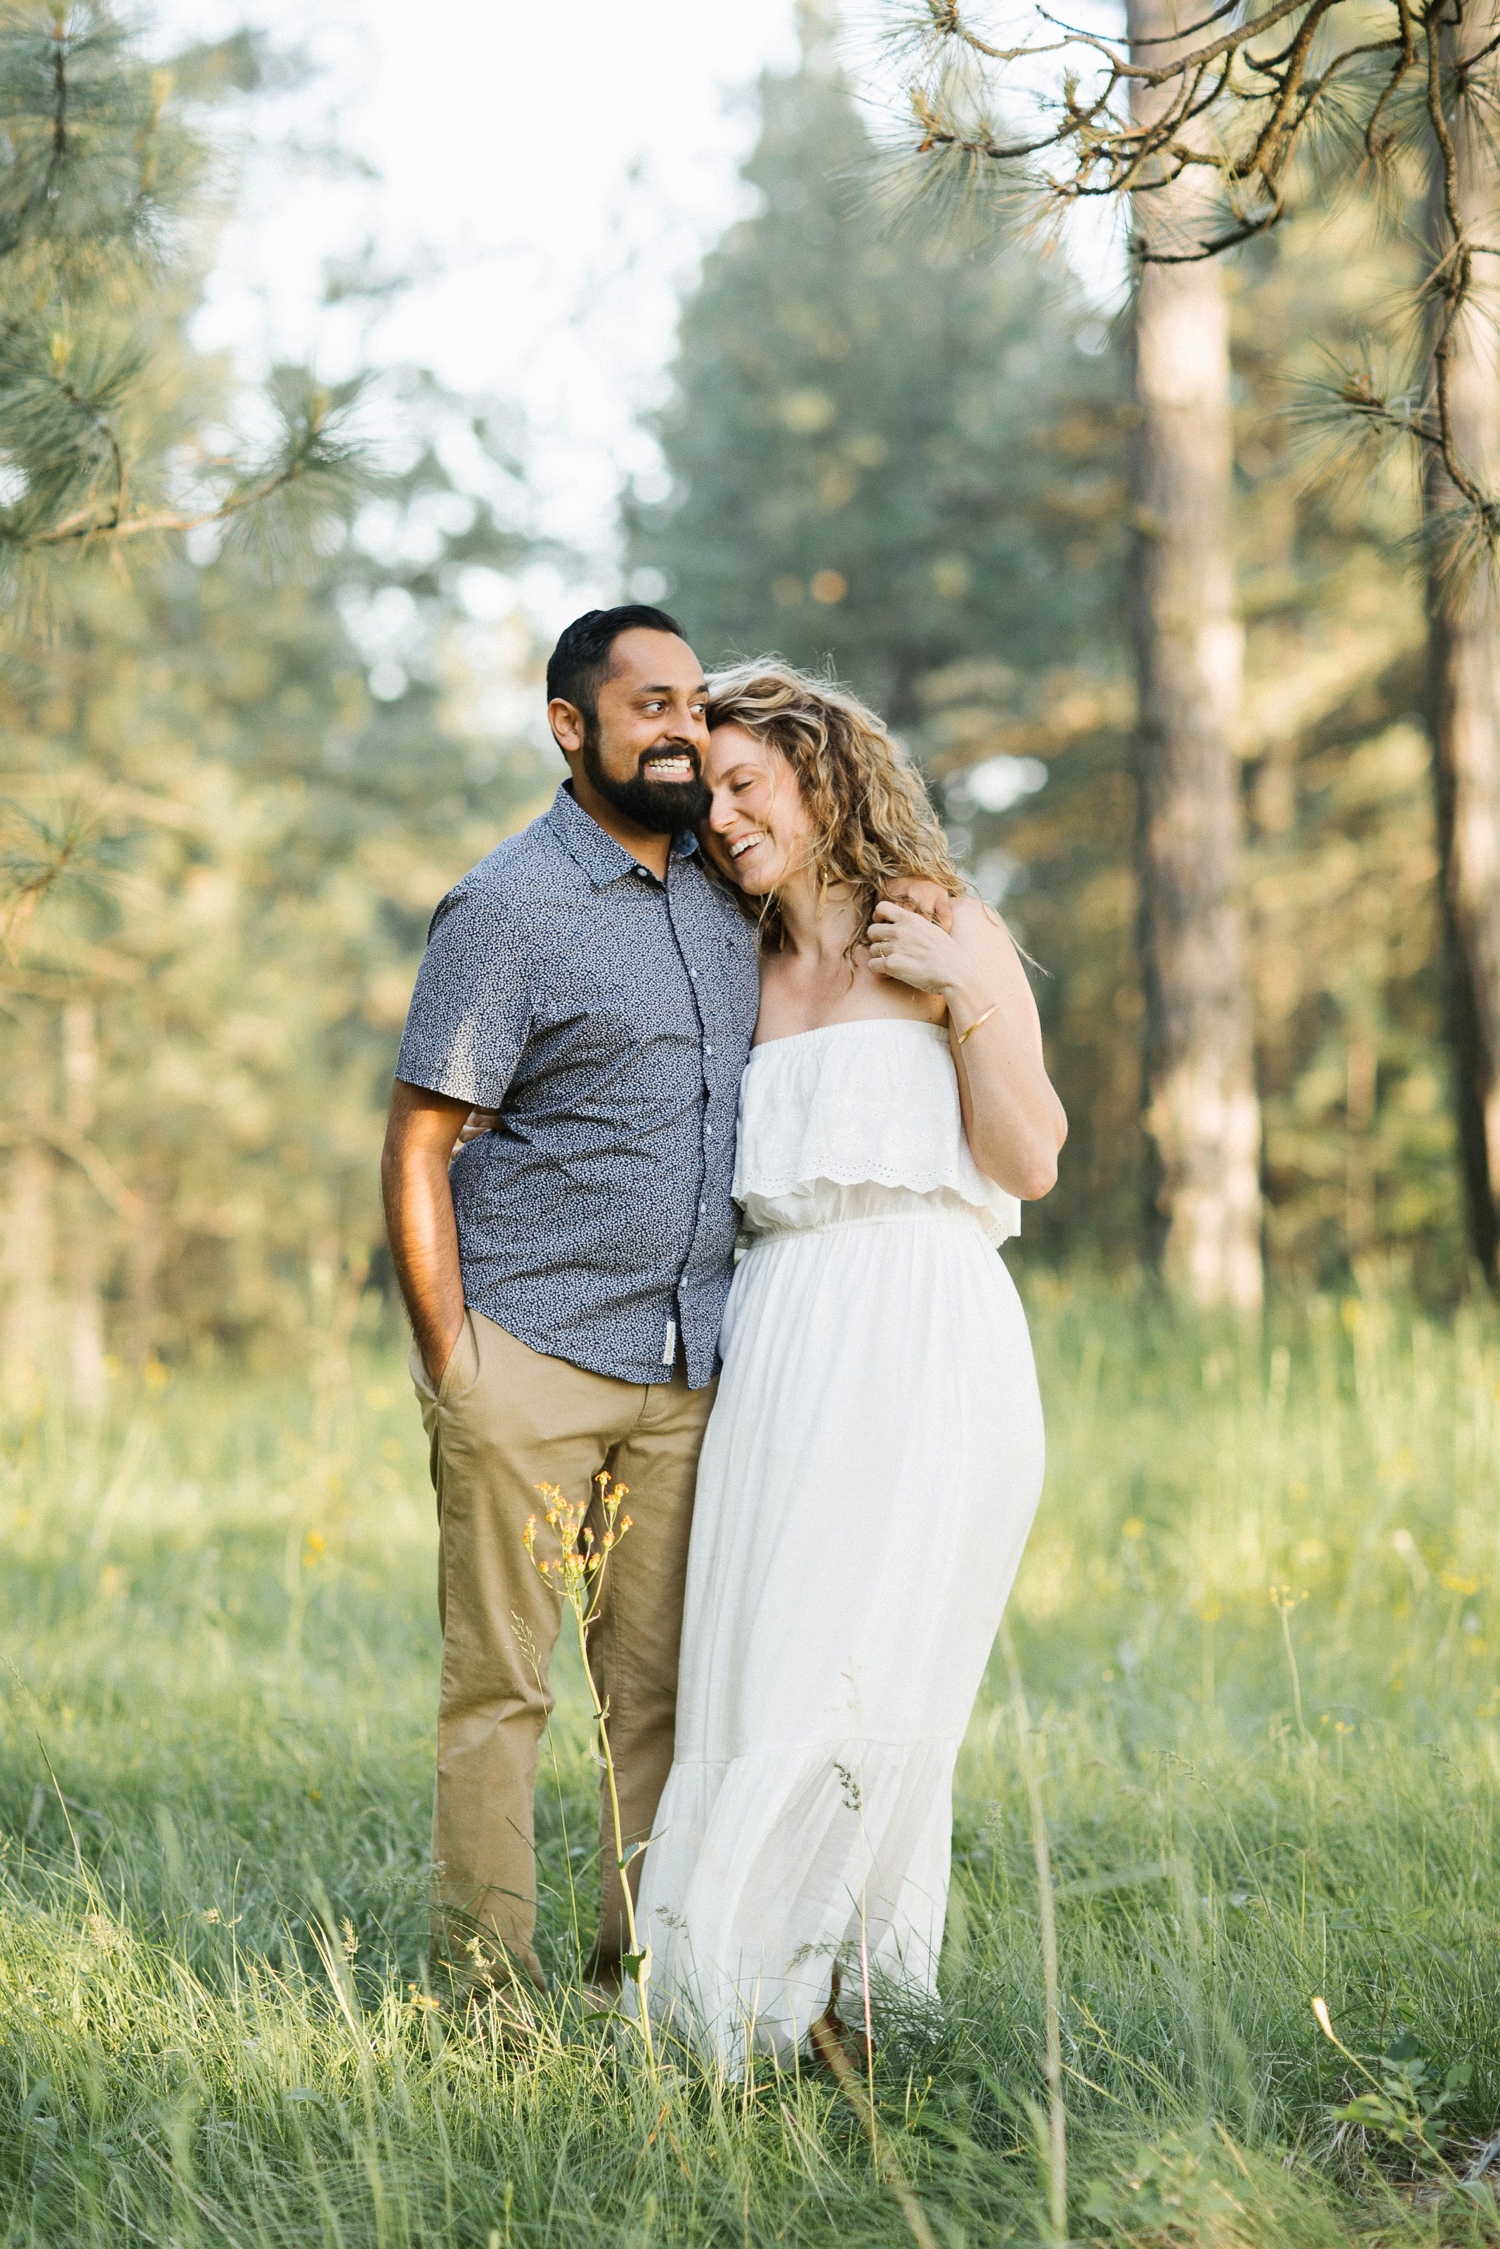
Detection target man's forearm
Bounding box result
[381,1137,466,1386]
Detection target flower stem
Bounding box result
[577,1618,656,2073]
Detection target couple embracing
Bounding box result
[382,603,1066,2069]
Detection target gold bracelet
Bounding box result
[958,1003,999,1045]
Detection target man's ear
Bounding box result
[548,698,585,757]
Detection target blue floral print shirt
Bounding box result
[395,783,761,1389]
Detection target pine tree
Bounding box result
[1423,4,1500,1280]
[0,8,553,1385]
[0,390,552,1383]
[625,7,1120,730]
[891,0,1500,1288]
[0,3,361,609]
[1124,0,1261,1310]
[1001,192,1463,1293]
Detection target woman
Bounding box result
[632,661,1066,2071]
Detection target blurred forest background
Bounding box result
[0,1,1468,1395]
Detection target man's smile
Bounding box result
[642,752,698,780]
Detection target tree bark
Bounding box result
[1424,3,1500,1286]
[1,1010,55,1386]
[1126,0,1263,1310]
[126,1163,167,1368]
[62,999,107,1414]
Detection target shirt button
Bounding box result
[705,1124,713,1137]
[699,1200,705,1213]
[705,1043,713,1056]
[690,968,698,980]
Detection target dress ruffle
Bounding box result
[733,1019,1021,1244]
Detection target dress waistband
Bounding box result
[738,1207,989,1247]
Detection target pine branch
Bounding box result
[0,796,115,954]
[14,372,369,553]
[0,4,370,595]
[886,0,1500,553]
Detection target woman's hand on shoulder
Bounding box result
[866,899,966,993]
[867,892,1021,1008]
[876,876,954,932]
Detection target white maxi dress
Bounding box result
[635,1018,1045,2067]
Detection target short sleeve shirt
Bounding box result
[394,783,761,1388]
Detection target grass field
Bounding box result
[4,1278,1500,2247]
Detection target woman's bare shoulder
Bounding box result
[951,893,1016,951]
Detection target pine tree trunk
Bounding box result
[62,1000,107,1414]
[127,1156,168,1367]
[1,1011,55,1386]
[1424,3,1500,1286]
[1126,0,1262,1310]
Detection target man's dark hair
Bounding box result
[546,605,686,722]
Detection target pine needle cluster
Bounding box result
[0,2,366,620]
[883,0,1500,568]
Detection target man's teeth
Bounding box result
[645,756,693,774]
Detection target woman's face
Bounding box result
[701,723,812,895]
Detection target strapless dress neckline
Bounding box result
[748,1016,948,1057]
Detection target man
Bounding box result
[382,604,756,2005]
[383,603,948,2009]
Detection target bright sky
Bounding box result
[156,0,803,601]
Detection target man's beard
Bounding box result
[582,714,711,834]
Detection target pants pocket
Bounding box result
[409,1335,438,1403]
[408,1311,479,1407]
[436,1309,482,1407]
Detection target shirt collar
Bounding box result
[546,781,700,890]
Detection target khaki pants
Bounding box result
[411,1309,715,1995]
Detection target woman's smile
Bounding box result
[702,721,811,892]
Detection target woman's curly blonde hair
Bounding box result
[704,658,962,949]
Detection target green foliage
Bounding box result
[5,1285,1500,2243]
[0,0,1474,1370]
[0,397,555,1359]
[911,214,1458,1288]
[0,0,559,1369]
[888,0,1500,565]
[0,0,611,1395]
[625,28,1463,1296]
[0,3,365,602]
[1005,201,1464,1286]
[625,21,1123,726]
[1329,2030,1474,2169]
[0,1,200,272]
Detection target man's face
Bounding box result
[552,628,712,834]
